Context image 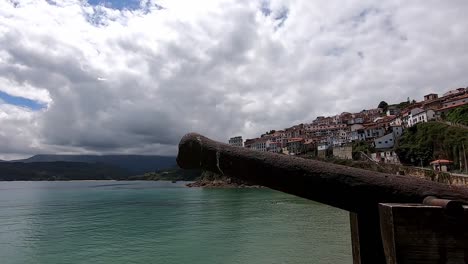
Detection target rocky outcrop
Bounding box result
[186,170,263,188]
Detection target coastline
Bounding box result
[186,181,264,188]
[185,172,264,188]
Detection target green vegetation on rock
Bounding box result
[396,122,468,168]
[352,141,375,159]
[445,105,468,126]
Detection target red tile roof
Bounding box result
[430,159,453,164]
[437,101,468,112]
[288,138,304,142]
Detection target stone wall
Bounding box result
[400,166,468,186]
[332,146,353,160]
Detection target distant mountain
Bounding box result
[0,161,130,181]
[14,155,177,175]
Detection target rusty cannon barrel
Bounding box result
[177,133,468,213]
[177,133,468,264]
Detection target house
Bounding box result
[436,100,468,118]
[442,88,465,97]
[390,125,403,138]
[244,138,268,152]
[441,93,468,109]
[228,136,243,147]
[371,151,400,164]
[435,90,468,119]
[244,138,256,149]
[374,133,396,149]
[424,93,438,101]
[347,117,364,125]
[347,130,360,142]
[386,106,400,116]
[362,108,383,115]
[361,125,385,140]
[406,108,435,127]
[286,138,305,155]
[422,98,443,111]
[389,116,403,126]
[373,125,403,149]
[253,139,268,152]
[430,159,453,172]
[303,141,316,153]
[267,141,282,153]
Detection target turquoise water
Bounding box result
[0,181,351,264]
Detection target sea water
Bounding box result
[0,181,351,264]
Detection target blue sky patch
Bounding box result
[87,0,141,10]
[86,0,164,11]
[0,91,45,110]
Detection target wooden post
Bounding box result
[379,203,468,264]
[350,212,386,264]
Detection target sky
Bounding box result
[0,0,467,159]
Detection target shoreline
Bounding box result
[186,181,264,188]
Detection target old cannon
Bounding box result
[177,133,468,264]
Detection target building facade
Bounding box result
[228,136,243,147]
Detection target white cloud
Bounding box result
[0,0,467,159]
[0,77,51,104]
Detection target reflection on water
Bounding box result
[0,181,351,264]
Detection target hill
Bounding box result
[14,155,177,175]
[0,162,131,181]
[396,122,468,168]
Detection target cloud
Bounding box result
[0,0,467,159]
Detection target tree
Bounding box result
[377,101,388,110]
[377,101,389,114]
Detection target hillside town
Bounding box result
[229,87,468,168]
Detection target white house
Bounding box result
[389,117,403,126]
[406,108,435,127]
[374,133,396,149]
[371,151,400,164]
[373,125,403,149]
